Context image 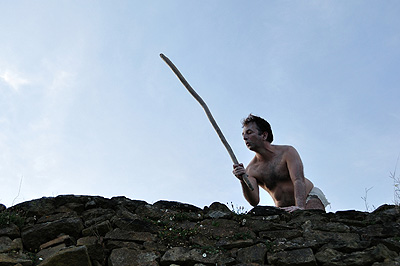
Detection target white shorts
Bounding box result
[306,187,330,207]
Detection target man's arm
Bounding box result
[233,164,260,206]
[284,146,307,210]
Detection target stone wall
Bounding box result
[0,195,399,265]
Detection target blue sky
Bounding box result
[1,1,399,212]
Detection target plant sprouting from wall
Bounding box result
[390,153,400,206]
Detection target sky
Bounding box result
[1,1,399,213]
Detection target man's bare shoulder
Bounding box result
[273,145,300,159]
[272,144,297,153]
[278,145,304,167]
[272,144,294,149]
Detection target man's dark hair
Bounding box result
[241,114,274,143]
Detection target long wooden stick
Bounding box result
[160,53,254,191]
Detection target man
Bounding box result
[232,114,329,212]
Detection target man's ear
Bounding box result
[262,132,268,141]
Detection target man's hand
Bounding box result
[232,163,246,181]
[281,206,304,213]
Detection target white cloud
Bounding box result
[0,70,29,91]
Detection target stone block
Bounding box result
[0,236,12,252]
[108,247,159,266]
[236,243,267,264]
[268,248,317,266]
[0,253,32,266]
[0,223,20,239]
[105,228,157,243]
[39,235,75,250]
[21,217,84,251]
[39,245,92,266]
[77,236,106,263]
[82,220,112,237]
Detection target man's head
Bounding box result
[241,114,273,143]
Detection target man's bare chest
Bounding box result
[248,157,290,190]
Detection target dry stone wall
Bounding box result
[0,195,399,265]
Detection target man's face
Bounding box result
[242,122,264,151]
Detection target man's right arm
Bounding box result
[233,164,260,206]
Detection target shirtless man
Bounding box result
[232,114,329,212]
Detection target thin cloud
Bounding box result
[0,70,29,91]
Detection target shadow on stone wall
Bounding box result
[0,195,399,265]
